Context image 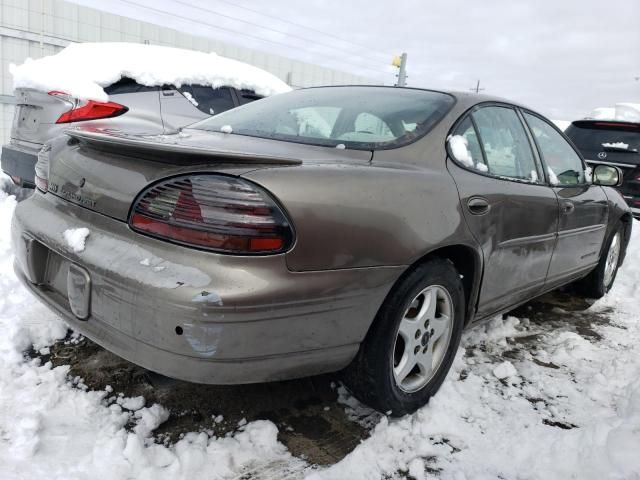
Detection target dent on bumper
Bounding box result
[12,192,404,383]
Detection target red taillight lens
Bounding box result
[35,174,48,193]
[34,144,51,193]
[129,175,294,254]
[54,98,128,124]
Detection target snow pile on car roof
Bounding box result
[10,42,291,101]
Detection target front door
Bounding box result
[521,112,609,287]
[447,105,559,318]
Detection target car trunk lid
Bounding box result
[45,127,372,221]
[11,89,74,146]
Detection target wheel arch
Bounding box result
[620,211,633,265]
[379,243,483,327]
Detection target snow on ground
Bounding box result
[10,42,291,101]
[0,180,639,479]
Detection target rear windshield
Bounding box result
[565,123,640,153]
[190,87,455,150]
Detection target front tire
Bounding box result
[576,222,624,298]
[343,259,465,416]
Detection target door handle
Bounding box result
[467,197,490,215]
[562,200,575,214]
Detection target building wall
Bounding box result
[0,0,371,143]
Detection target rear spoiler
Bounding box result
[571,120,640,132]
[64,128,303,165]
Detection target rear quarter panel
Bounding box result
[243,99,481,272]
[244,161,477,272]
[86,90,165,134]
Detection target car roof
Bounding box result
[295,84,532,113]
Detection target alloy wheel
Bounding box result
[392,285,454,393]
[603,231,621,289]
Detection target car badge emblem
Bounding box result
[78,178,86,188]
[598,152,607,159]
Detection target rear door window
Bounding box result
[524,112,586,185]
[470,106,540,182]
[449,117,486,172]
[177,85,236,115]
[236,89,263,106]
[104,77,158,95]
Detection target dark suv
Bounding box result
[565,120,640,218]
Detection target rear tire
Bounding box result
[575,222,624,299]
[343,258,465,416]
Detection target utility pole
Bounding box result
[470,80,485,94]
[392,53,408,87]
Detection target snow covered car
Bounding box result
[565,119,640,219]
[11,86,633,415]
[1,42,290,188]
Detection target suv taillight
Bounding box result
[49,91,128,123]
[129,175,294,254]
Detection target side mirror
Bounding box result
[592,164,623,187]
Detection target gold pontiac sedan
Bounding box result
[12,86,632,414]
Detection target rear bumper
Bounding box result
[12,192,403,384]
[1,142,39,187]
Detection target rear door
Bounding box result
[522,112,609,287]
[447,104,559,318]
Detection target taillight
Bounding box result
[35,175,48,192]
[49,91,128,123]
[34,144,51,193]
[129,175,294,254]
[56,100,128,123]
